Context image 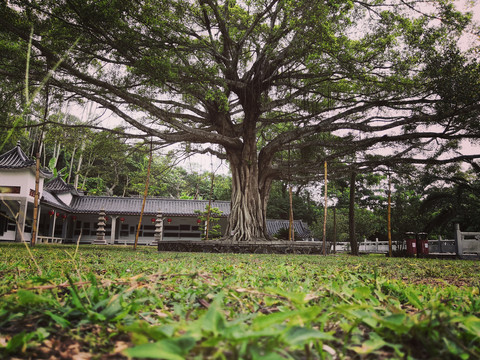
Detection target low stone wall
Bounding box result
[158,240,327,254]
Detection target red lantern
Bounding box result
[105,216,109,221]
[120,217,125,222]
[72,216,77,221]
[62,214,67,220]
[151,218,156,223]
[197,219,201,224]
[49,210,54,217]
[56,212,61,218]
[167,218,172,223]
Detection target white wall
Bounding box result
[0,169,45,200]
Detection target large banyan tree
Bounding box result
[1,0,479,241]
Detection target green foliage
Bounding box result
[267,182,320,225]
[273,226,300,241]
[194,206,223,240]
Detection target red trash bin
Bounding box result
[405,232,417,256]
[416,232,429,257]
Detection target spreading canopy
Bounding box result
[1,0,479,240]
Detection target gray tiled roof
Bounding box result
[45,176,78,194]
[266,219,312,239]
[41,190,72,211]
[0,142,52,177]
[69,196,231,217]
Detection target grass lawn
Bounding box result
[1,243,479,359]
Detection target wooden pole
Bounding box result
[387,174,392,257]
[30,153,41,246]
[134,142,152,250]
[289,186,294,241]
[31,82,49,246]
[322,161,328,255]
[333,207,337,254]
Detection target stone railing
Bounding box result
[455,224,480,258]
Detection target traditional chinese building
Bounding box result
[0,143,312,244]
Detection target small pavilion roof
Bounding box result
[41,190,72,212]
[0,142,52,178]
[45,176,79,195]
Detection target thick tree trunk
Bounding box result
[224,148,270,242]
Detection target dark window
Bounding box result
[7,218,16,232]
[0,211,6,236]
[82,222,90,236]
[121,224,129,230]
[180,233,201,238]
[180,225,190,231]
[143,232,155,237]
[164,232,178,237]
[192,226,200,231]
[165,225,179,231]
[143,225,155,231]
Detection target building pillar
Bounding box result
[36,205,42,238]
[15,199,28,242]
[50,210,57,239]
[61,214,68,240]
[110,216,118,245]
[454,223,462,257]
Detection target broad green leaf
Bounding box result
[252,307,322,330]
[353,286,372,299]
[405,290,423,310]
[44,311,70,328]
[282,326,334,346]
[16,290,51,305]
[230,328,285,341]
[200,301,226,335]
[252,311,298,330]
[378,313,412,334]
[124,336,196,360]
[461,315,480,337]
[350,332,387,355]
[100,297,124,319]
[346,308,378,328]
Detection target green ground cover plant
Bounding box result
[0,244,479,359]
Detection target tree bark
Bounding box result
[349,171,358,255]
[224,147,269,242]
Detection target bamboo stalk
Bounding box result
[30,153,41,246]
[387,174,392,257]
[322,161,328,255]
[134,142,152,250]
[333,207,337,254]
[289,186,294,241]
